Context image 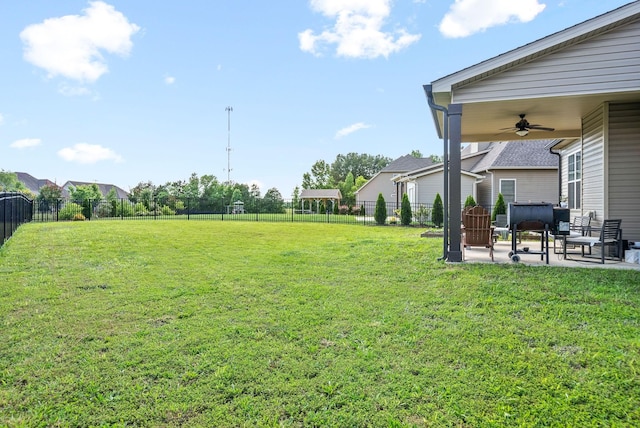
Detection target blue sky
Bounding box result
[0,0,633,197]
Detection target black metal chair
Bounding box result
[564,219,622,263]
[554,215,591,254]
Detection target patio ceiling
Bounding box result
[432,90,640,143]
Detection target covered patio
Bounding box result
[425,1,640,263]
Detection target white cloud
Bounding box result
[10,138,42,149]
[58,83,93,97]
[335,122,371,139]
[20,1,140,83]
[439,0,546,38]
[58,143,123,164]
[299,0,421,59]
[164,76,176,85]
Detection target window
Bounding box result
[500,179,516,205]
[568,151,581,209]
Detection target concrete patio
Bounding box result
[460,238,640,270]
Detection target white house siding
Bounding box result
[355,172,398,215]
[453,19,640,102]
[608,102,640,241]
[581,105,606,226]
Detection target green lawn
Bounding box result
[1,221,639,426]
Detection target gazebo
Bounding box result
[299,189,342,214]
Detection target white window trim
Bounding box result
[567,150,582,210]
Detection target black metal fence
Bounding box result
[29,197,443,227]
[1,192,33,246]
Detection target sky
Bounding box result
[0,0,634,197]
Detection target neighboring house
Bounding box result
[392,140,558,211]
[393,163,482,208]
[62,181,129,199]
[355,154,434,214]
[15,172,129,199]
[15,172,57,195]
[426,1,640,261]
[465,140,559,208]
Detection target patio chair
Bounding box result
[462,206,494,261]
[553,215,591,254]
[564,219,622,263]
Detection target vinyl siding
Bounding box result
[608,102,640,241]
[489,170,558,205]
[412,172,476,207]
[453,19,640,102]
[581,105,606,225]
[356,172,396,205]
[559,139,583,219]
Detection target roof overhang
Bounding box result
[427,1,640,143]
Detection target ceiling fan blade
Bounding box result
[528,125,555,131]
[499,127,516,131]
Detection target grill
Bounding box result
[507,203,554,263]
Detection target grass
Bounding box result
[1,221,639,426]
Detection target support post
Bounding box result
[447,104,463,262]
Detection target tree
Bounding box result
[410,150,423,158]
[400,193,412,226]
[0,170,28,193]
[341,171,356,206]
[36,183,63,212]
[262,188,285,213]
[329,153,391,185]
[69,184,103,219]
[492,192,507,221]
[374,193,387,225]
[464,195,476,209]
[432,192,443,227]
[429,154,444,163]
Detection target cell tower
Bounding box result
[225,106,233,184]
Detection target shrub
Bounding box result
[73,213,86,221]
[134,202,148,216]
[58,202,84,221]
[415,205,430,226]
[400,193,412,226]
[464,195,476,209]
[492,193,507,221]
[351,206,361,215]
[81,199,92,220]
[339,205,349,215]
[374,193,387,225]
[161,205,175,216]
[118,201,135,217]
[432,193,443,227]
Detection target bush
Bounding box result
[58,202,84,221]
[339,205,349,215]
[374,193,387,225]
[81,199,92,220]
[415,205,430,226]
[73,213,86,221]
[161,205,176,216]
[432,193,443,228]
[134,202,148,216]
[492,193,507,221]
[400,193,412,226]
[464,195,476,209]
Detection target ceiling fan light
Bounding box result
[515,129,529,137]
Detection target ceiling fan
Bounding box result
[503,114,555,136]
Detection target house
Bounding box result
[425,1,640,261]
[62,180,129,199]
[464,140,559,208]
[355,154,434,214]
[15,172,57,195]
[393,163,482,208]
[392,140,558,211]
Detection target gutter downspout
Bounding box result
[423,84,449,261]
[549,143,561,205]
